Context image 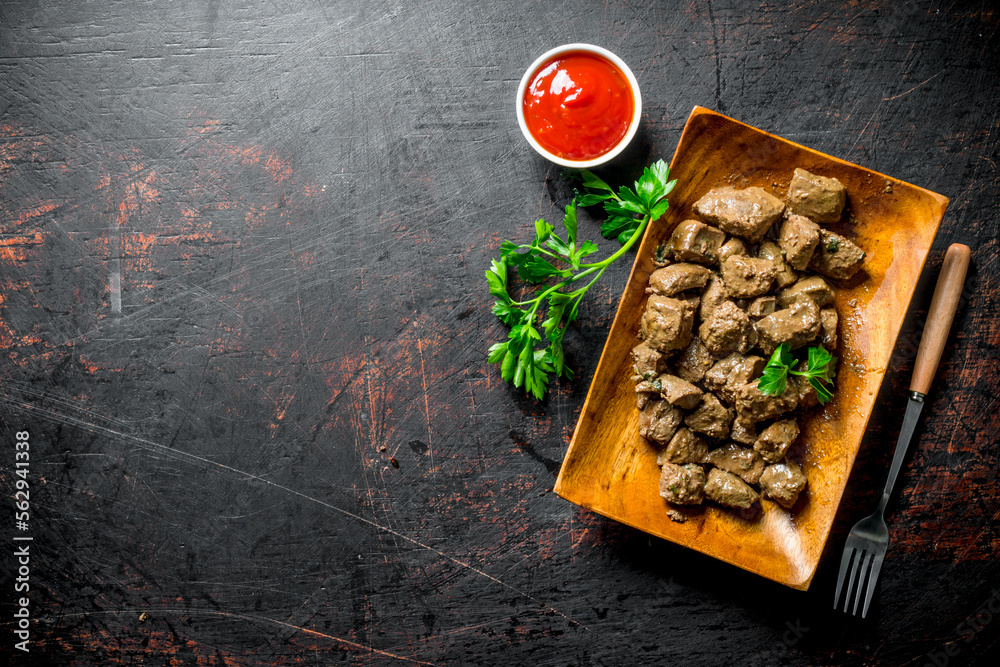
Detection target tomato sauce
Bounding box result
[522,51,634,162]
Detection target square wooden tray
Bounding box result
[553,106,949,590]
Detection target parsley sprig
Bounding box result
[758,342,838,405]
[486,161,676,399]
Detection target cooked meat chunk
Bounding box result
[819,307,838,350]
[791,375,820,409]
[730,416,758,445]
[640,295,696,353]
[631,341,667,381]
[786,168,847,224]
[757,240,798,289]
[779,213,822,270]
[738,325,760,355]
[679,293,702,312]
[704,468,759,509]
[699,300,750,356]
[702,353,743,394]
[693,186,785,242]
[673,337,717,383]
[704,353,765,405]
[705,443,766,485]
[685,393,733,440]
[720,255,777,298]
[735,379,799,423]
[647,263,713,296]
[634,376,661,409]
[638,399,683,445]
[754,419,800,463]
[665,507,689,523]
[659,463,706,505]
[754,294,821,353]
[809,229,865,280]
[658,427,709,466]
[717,237,747,262]
[652,242,672,267]
[657,374,704,409]
[759,461,807,509]
[666,219,726,265]
[747,295,776,319]
[698,274,729,321]
[777,275,835,308]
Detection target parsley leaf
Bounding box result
[487,160,676,399]
[577,159,677,246]
[791,345,837,405]
[758,342,838,405]
[758,343,796,396]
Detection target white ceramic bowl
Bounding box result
[516,43,642,169]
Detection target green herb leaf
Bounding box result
[575,192,614,207]
[487,341,508,363]
[758,343,795,396]
[790,345,837,405]
[491,300,525,326]
[485,258,509,299]
[562,201,578,245]
[580,169,614,192]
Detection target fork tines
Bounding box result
[833,545,885,618]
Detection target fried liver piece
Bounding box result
[779,213,822,270]
[699,300,750,357]
[754,294,821,354]
[638,399,683,445]
[777,275,835,308]
[759,461,808,509]
[791,375,820,409]
[730,416,758,445]
[717,237,747,262]
[735,379,799,423]
[809,229,865,280]
[647,263,714,296]
[819,307,838,350]
[666,219,726,265]
[693,186,786,242]
[657,374,704,409]
[704,353,765,405]
[658,427,709,466]
[758,240,798,289]
[685,393,733,440]
[704,443,766,485]
[786,168,847,224]
[720,255,778,298]
[640,295,696,353]
[699,274,729,321]
[673,337,717,383]
[747,295,776,319]
[634,377,660,410]
[754,419,800,463]
[631,341,667,381]
[704,468,759,509]
[659,463,706,505]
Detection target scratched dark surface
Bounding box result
[1,1,998,665]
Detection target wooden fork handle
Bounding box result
[909,244,971,395]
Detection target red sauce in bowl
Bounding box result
[522,51,635,162]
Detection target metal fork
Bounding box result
[833,243,971,619]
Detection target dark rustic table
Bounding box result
[2,1,998,665]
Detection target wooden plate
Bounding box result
[553,106,949,590]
